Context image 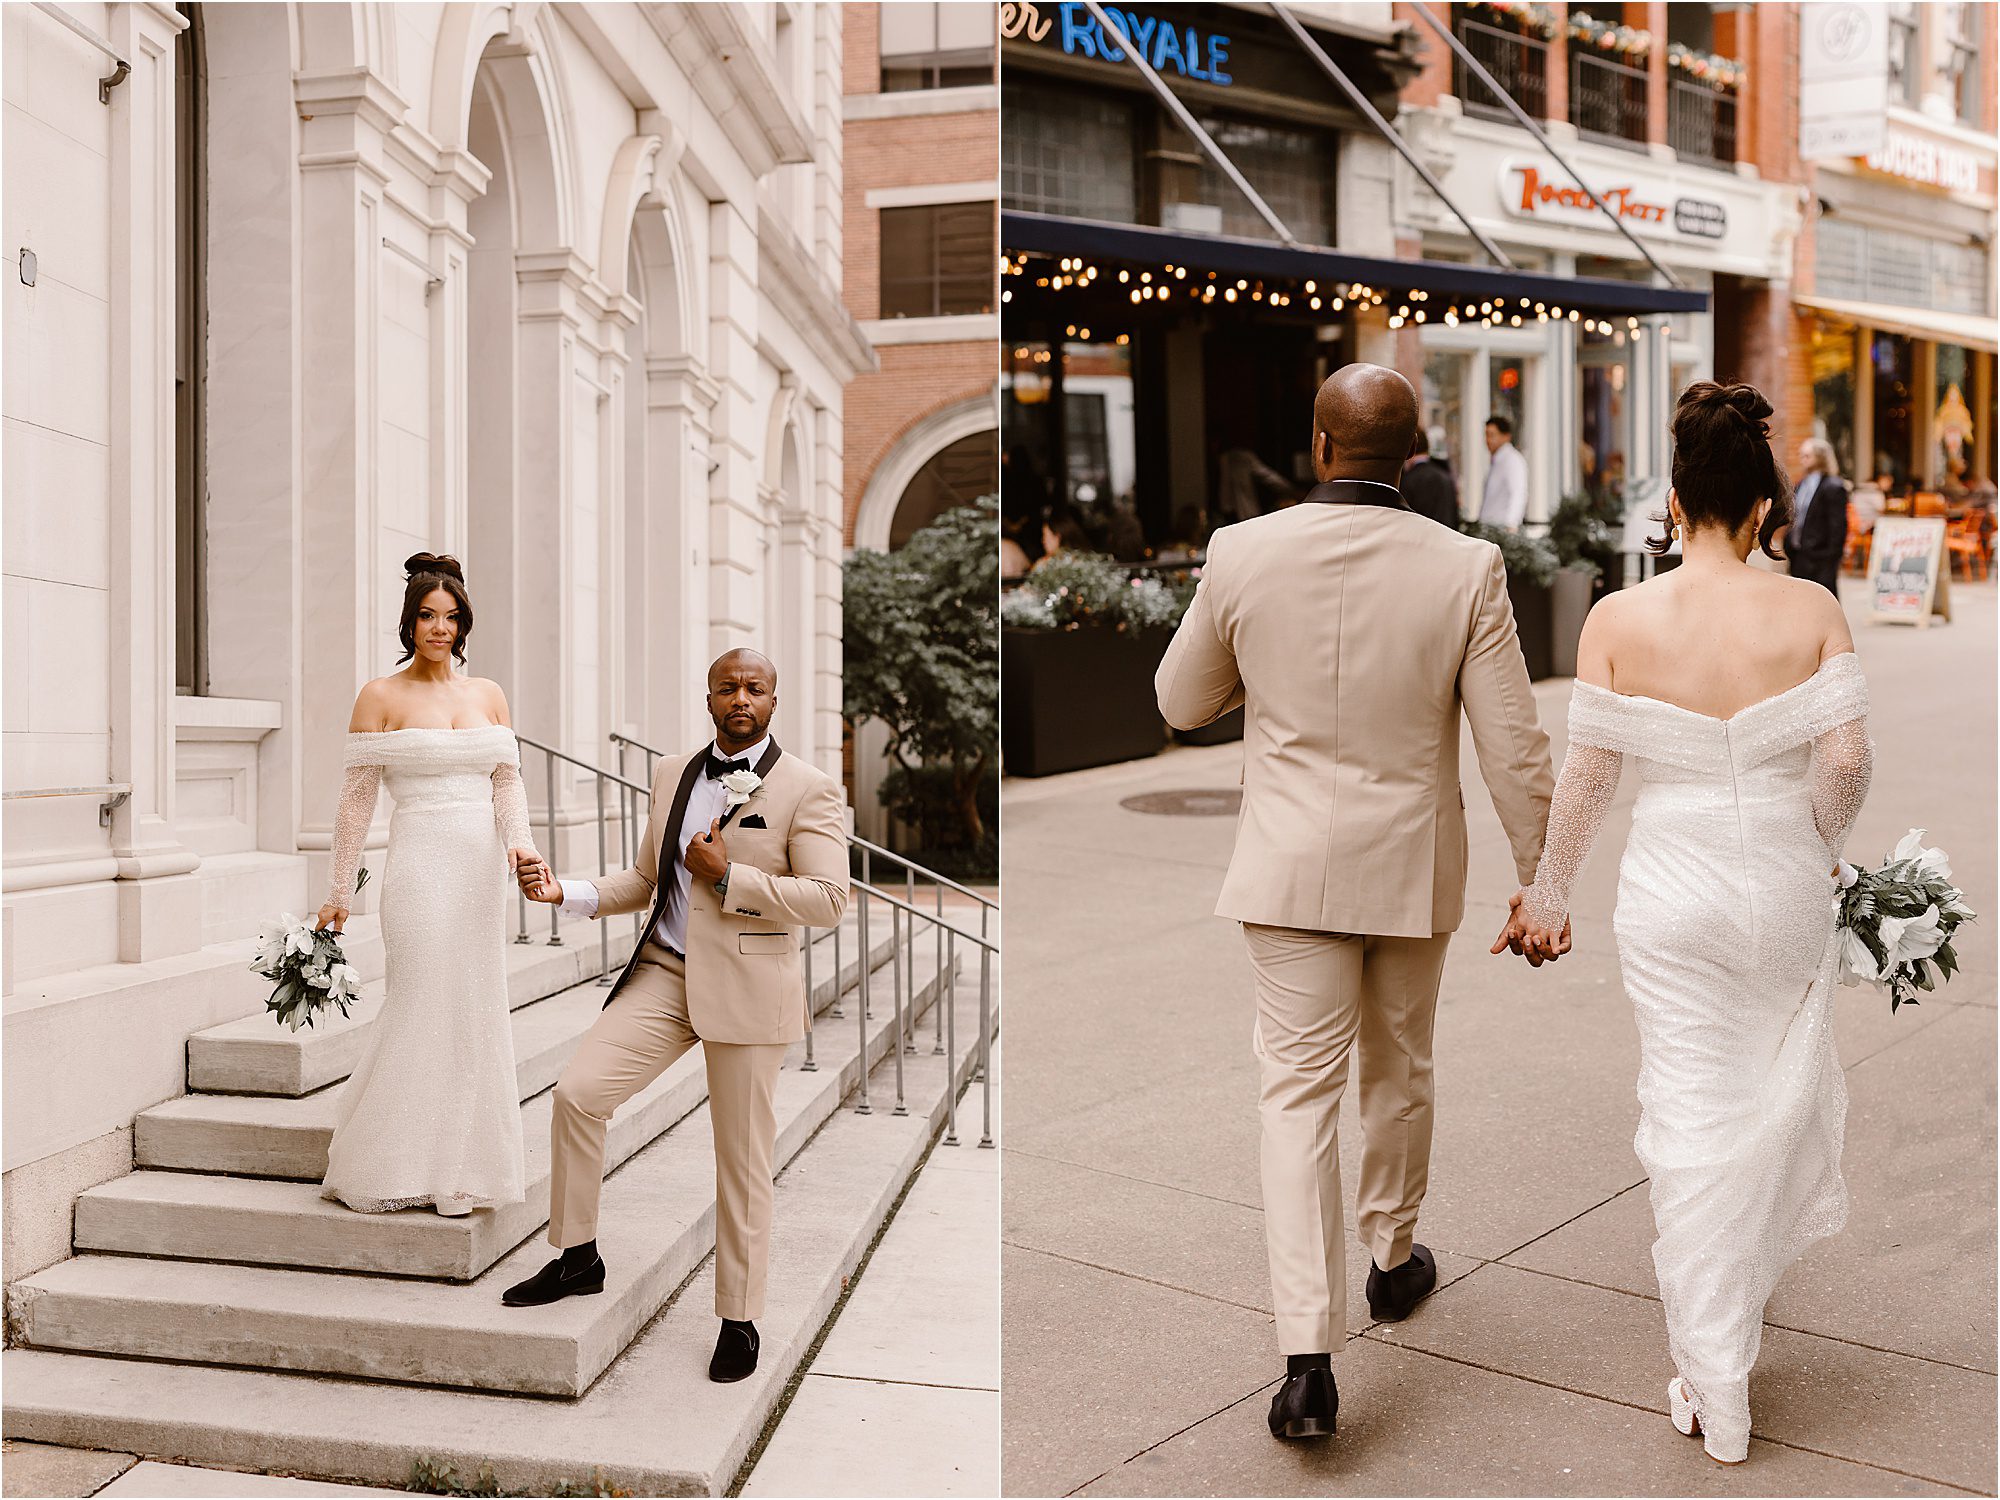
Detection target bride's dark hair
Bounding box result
[1651,381,1793,560]
[397,552,474,664]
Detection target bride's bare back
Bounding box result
[1577,562,1852,721]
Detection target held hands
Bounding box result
[684,819,728,885]
[513,850,560,905]
[1490,889,1572,967]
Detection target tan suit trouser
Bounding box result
[1244,922,1452,1355]
[547,941,787,1321]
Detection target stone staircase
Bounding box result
[3,903,993,1491]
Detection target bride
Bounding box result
[313,552,543,1215]
[1503,383,1874,1464]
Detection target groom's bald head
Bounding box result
[1312,364,1420,484]
[707,648,777,750]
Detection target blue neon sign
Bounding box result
[1011,4,1235,85]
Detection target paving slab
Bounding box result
[97,1462,407,1496]
[0,1440,135,1498]
[740,1377,997,1498]
[1372,1260,1997,1494]
[1074,1334,1960,1498]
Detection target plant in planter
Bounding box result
[1465,522,1560,680]
[844,498,998,867]
[1463,0,1560,40]
[1001,552,1182,776]
[1568,10,1652,56]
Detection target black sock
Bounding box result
[1287,1352,1331,1377]
[559,1240,598,1271]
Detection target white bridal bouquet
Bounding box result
[251,866,368,1031]
[1836,830,1977,1014]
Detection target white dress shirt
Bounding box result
[1479,442,1529,531]
[557,735,770,954]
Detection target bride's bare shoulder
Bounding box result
[347,677,395,733]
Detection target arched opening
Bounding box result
[889,426,998,548]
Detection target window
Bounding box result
[1164,113,1337,244]
[890,429,999,549]
[1001,76,1138,223]
[1946,3,1980,124]
[880,2,994,91]
[879,202,994,318]
[1887,4,1922,107]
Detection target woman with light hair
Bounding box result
[1788,437,1849,595]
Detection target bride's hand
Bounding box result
[314,902,348,933]
[1517,916,1572,965]
[512,850,558,903]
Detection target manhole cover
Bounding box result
[1120,788,1242,817]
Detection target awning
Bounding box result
[1004,210,1711,316]
[1795,294,1998,355]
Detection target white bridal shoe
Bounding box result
[1668,1377,1748,1465]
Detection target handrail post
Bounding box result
[594,773,609,978]
[891,910,908,1115]
[800,928,817,1072]
[830,920,845,1018]
[544,746,561,945]
[977,939,993,1148]
[933,884,946,1055]
[854,888,873,1115]
[943,927,959,1146]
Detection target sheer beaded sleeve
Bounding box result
[1809,717,1873,858]
[325,762,382,910]
[1519,742,1624,933]
[491,761,536,854]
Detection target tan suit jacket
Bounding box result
[1157,486,1553,938]
[590,740,849,1045]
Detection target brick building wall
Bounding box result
[839,1,998,548]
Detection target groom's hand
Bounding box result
[684,819,728,884]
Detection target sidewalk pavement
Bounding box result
[0,1444,405,1497]
[1001,580,1997,1497]
[740,1046,1000,1499]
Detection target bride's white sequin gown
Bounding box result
[318,725,537,1215]
[1523,652,1873,1461]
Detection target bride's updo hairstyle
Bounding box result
[396,551,474,664]
[1651,380,1793,560]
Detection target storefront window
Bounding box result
[1160,113,1336,243]
[1934,343,1976,496]
[1001,76,1138,223]
[1579,327,1628,507]
[1423,350,1469,489]
[1489,355,1526,433]
[1809,321,1857,481]
[1870,332,1915,491]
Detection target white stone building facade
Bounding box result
[2,0,872,1276]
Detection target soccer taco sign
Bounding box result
[1867,517,1952,628]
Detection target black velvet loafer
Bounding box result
[1365,1243,1438,1322]
[500,1254,606,1307]
[709,1319,760,1383]
[1267,1365,1338,1439]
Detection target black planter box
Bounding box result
[1550,566,1595,678]
[1002,625,1170,776]
[1174,706,1245,746]
[1506,575,1555,681]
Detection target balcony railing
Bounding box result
[1454,16,1549,121]
[1570,50,1650,148]
[1668,77,1737,166]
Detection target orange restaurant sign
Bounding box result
[1499,158,1728,241]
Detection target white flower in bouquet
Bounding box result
[326,962,362,1003]
[1835,860,1859,890]
[1838,926,1880,987]
[1878,903,1946,967]
[1891,828,1952,883]
[721,769,762,810]
[252,915,296,973]
[283,921,316,962]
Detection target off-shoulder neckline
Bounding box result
[348,723,512,735]
[1573,651,1860,726]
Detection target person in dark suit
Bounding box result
[1788,439,1849,596]
[1401,428,1461,529]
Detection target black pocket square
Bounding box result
[738,815,768,829]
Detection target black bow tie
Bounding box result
[706,754,753,780]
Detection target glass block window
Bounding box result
[879,202,995,318]
[1185,113,1336,244]
[1001,76,1139,223]
[880,2,995,91]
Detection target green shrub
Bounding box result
[1464,522,1561,588]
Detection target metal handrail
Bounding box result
[512,731,651,974]
[849,834,997,910]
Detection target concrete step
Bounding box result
[0,984,996,1490]
[75,935,950,1280]
[8,952,967,1395]
[197,853,310,950]
[187,915,886,1098]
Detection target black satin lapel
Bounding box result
[660,749,707,875]
[719,740,784,831]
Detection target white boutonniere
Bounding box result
[721,769,762,810]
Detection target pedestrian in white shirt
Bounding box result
[1479,416,1529,531]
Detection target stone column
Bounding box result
[1643,2,1669,151]
[105,1,200,962]
[705,200,765,665]
[644,356,719,752]
[290,66,410,913]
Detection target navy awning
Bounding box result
[1004,210,1710,315]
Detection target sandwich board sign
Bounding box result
[1867,516,1950,627]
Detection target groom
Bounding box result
[1157,364,1558,1440]
[506,647,848,1384]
